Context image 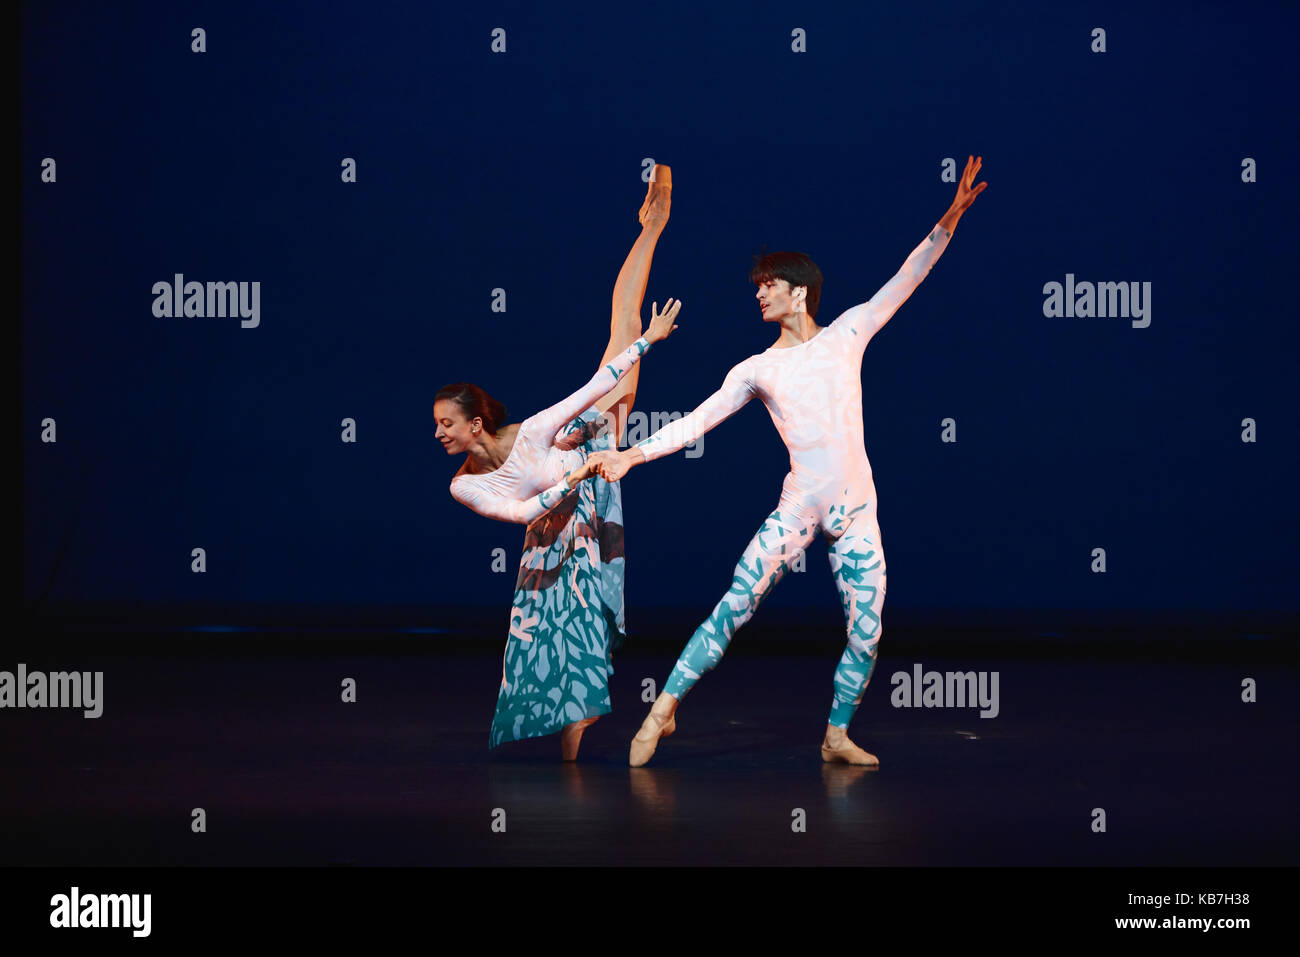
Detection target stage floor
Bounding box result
[3,644,1296,866]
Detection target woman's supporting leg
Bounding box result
[560,715,600,761]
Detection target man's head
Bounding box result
[750,251,823,322]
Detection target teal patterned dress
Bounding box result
[490,406,627,747]
[449,337,650,747]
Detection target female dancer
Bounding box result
[434,167,678,760]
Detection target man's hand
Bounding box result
[939,155,986,233]
[582,451,617,482]
[593,448,642,482]
[952,154,986,211]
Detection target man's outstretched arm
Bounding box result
[593,362,755,481]
[840,155,987,344]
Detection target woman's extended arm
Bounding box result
[448,301,680,523]
[531,336,654,444]
[450,471,582,526]
[539,297,681,444]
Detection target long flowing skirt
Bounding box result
[489,408,626,747]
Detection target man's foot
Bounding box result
[560,715,600,762]
[821,726,879,767]
[638,164,672,227]
[629,708,676,767]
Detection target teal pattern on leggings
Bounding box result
[826,528,885,728]
[638,223,948,732]
[663,508,885,729]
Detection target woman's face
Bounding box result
[434,400,478,454]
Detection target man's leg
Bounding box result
[630,504,816,766]
[822,514,886,766]
[666,506,815,697]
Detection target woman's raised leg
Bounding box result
[561,166,671,760]
[593,165,671,444]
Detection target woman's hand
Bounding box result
[566,460,598,487]
[570,452,619,486]
[645,298,682,344]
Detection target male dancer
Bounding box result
[595,156,987,767]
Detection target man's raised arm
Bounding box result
[840,155,987,344]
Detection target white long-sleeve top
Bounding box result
[635,224,952,533]
[450,337,652,524]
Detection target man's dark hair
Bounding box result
[749,251,823,318]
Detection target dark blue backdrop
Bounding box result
[22,1,1299,627]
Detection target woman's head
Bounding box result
[433,383,507,455]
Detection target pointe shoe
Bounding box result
[820,738,879,767]
[638,164,672,227]
[628,709,676,767]
[560,716,600,762]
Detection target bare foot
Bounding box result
[820,724,879,767]
[629,693,678,767]
[638,164,672,227]
[560,715,600,762]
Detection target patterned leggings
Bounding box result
[663,505,886,729]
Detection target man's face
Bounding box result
[434,400,476,454]
[756,278,803,322]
